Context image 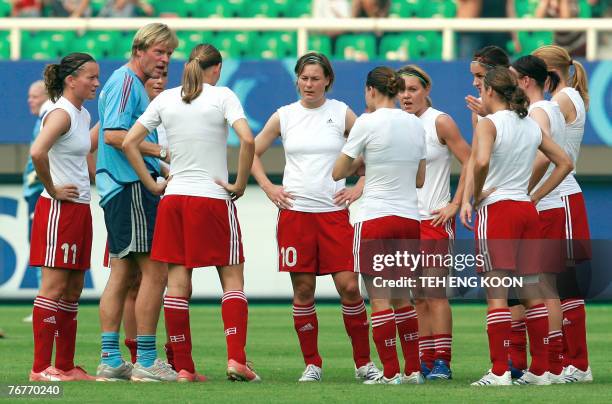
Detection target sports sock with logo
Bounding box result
[548,330,564,375]
[55,299,78,371]
[341,299,371,368]
[136,335,157,368]
[433,333,452,364]
[486,308,512,376]
[100,332,123,368]
[395,306,420,374]
[561,299,589,370]
[525,304,549,376]
[419,335,435,369]
[221,290,248,364]
[509,319,527,370]
[32,296,59,372]
[293,302,322,368]
[372,309,400,378]
[163,296,194,373]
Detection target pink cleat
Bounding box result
[226,360,261,382]
[177,369,208,382]
[61,366,99,381]
[29,366,75,382]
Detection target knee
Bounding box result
[293,283,315,304]
[40,278,68,301]
[338,281,361,302]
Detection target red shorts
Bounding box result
[103,241,110,268]
[562,193,591,262]
[420,217,455,260]
[539,208,565,273]
[475,200,541,274]
[354,215,420,275]
[30,197,92,270]
[276,209,353,275]
[151,195,244,268]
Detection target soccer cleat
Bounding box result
[364,373,403,385]
[426,359,452,380]
[402,371,425,384]
[131,359,178,382]
[420,362,432,377]
[471,370,512,386]
[547,371,566,384]
[509,359,525,379]
[355,362,382,381]
[226,360,261,382]
[177,369,208,382]
[298,364,322,382]
[563,365,593,383]
[61,366,98,381]
[96,359,133,381]
[513,370,551,385]
[29,366,74,382]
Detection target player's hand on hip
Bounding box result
[263,184,294,209]
[459,201,474,231]
[216,180,246,201]
[431,202,459,227]
[51,184,79,201]
[334,186,362,207]
[149,180,168,196]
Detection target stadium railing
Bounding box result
[1,17,611,61]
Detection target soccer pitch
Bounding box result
[0,304,610,403]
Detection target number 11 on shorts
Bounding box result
[280,246,297,267]
[61,243,77,265]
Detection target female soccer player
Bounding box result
[123,44,258,383]
[533,44,592,383]
[29,52,100,381]
[397,64,471,380]
[251,52,380,382]
[511,54,567,384]
[333,66,427,385]
[460,66,573,386]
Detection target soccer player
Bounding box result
[533,45,593,383]
[22,80,53,323]
[123,43,259,383]
[95,23,178,382]
[250,52,380,383]
[460,66,573,386]
[397,64,471,380]
[511,54,568,384]
[29,52,100,381]
[333,66,426,385]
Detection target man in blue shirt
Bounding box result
[95,23,177,382]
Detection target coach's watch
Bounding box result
[159,147,167,160]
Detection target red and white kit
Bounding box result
[276,99,353,274]
[29,96,93,270]
[474,110,542,274]
[138,84,247,267]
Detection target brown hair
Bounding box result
[511,55,560,92]
[294,52,335,91]
[366,66,405,98]
[397,64,432,106]
[131,22,178,57]
[181,44,222,104]
[532,45,589,110]
[483,66,529,118]
[473,45,510,68]
[43,52,95,102]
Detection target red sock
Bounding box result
[221,290,248,364]
[561,299,589,370]
[487,308,511,376]
[293,302,321,367]
[125,338,137,364]
[433,333,452,364]
[164,342,174,370]
[548,330,564,375]
[419,335,434,369]
[341,300,371,368]
[372,309,400,378]
[32,296,59,373]
[163,296,194,373]
[395,306,419,374]
[509,319,527,370]
[525,304,549,376]
[54,300,78,371]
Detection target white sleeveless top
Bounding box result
[529,100,566,211]
[557,87,586,197]
[40,97,91,204]
[417,107,451,220]
[278,99,348,212]
[480,110,542,208]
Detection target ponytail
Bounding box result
[181,43,222,104]
[507,87,529,118]
[366,66,405,98]
[42,52,94,102]
[546,70,561,95]
[43,64,63,102]
[484,66,529,118]
[571,60,589,110]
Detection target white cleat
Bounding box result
[96,360,133,381]
[402,371,425,384]
[355,362,382,381]
[298,364,322,382]
[563,365,593,383]
[547,371,566,384]
[131,359,178,382]
[363,373,403,385]
[513,370,551,385]
[471,370,512,386]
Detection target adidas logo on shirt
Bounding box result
[326,118,334,124]
[298,323,315,332]
[225,327,237,336]
[43,316,56,324]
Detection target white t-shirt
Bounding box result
[480,110,542,208]
[40,97,91,204]
[557,87,586,197]
[138,84,246,199]
[529,100,566,211]
[417,107,451,220]
[342,108,425,223]
[156,123,170,177]
[278,99,348,212]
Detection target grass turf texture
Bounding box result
[0,304,610,403]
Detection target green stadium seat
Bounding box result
[21,31,75,61]
[174,31,214,60]
[388,0,421,18]
[68,31,120,60]
[509,31,554,56]
[0,31,10,60]
[0,0,11,17]
[253,32,296,59]
[200,0,242,18]
[334,34,376,61]
[242,0,285,17]
[287,0,311,17]
[379,34,412,61]
[420,0,457,18]
[154,0,201,17]
[89,0,106,16]
[109,31,137,60]
[211,31,256,59]
[409,32,443,60]
[307,34,332,56]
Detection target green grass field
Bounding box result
[0,304,610,403]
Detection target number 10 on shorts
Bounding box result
[280,246,297,267]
